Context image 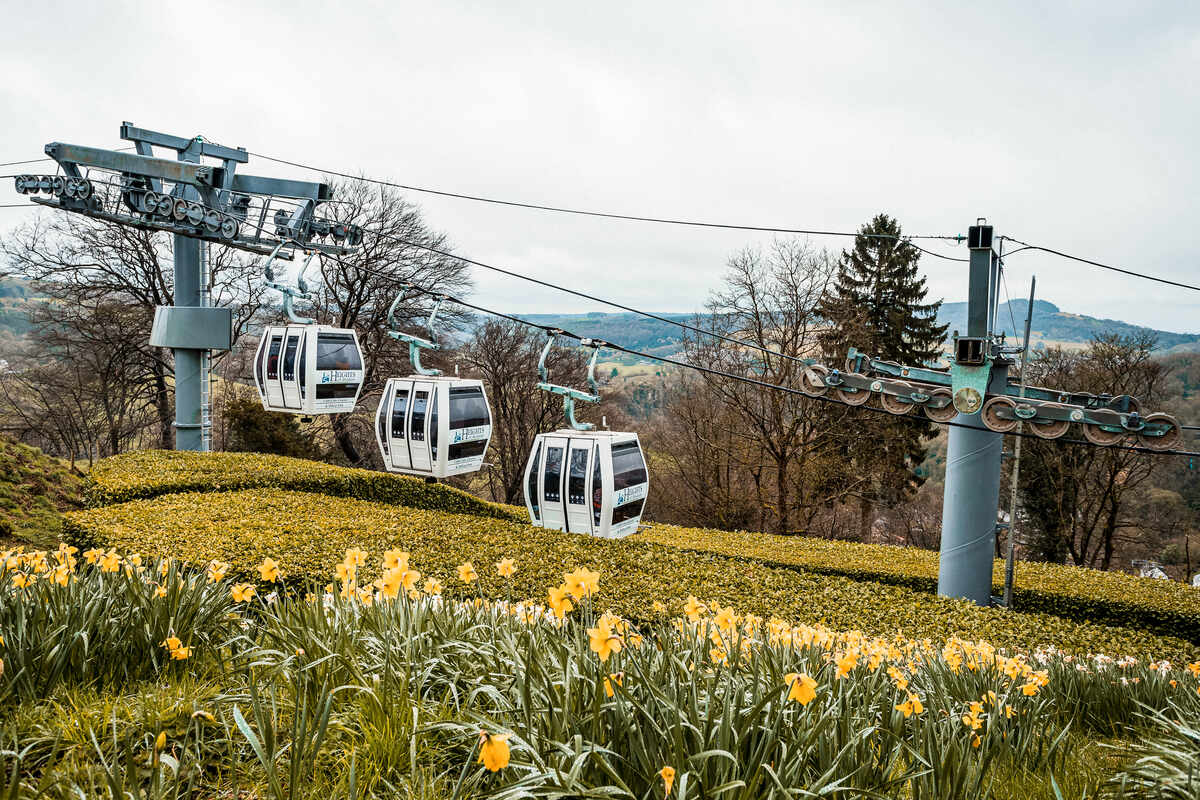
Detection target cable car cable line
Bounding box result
[999,235,1200,293]
[298,244,1200,458]
[247,150,966,244]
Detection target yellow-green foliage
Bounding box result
[86,450,520,521]
[633,525,1200,645]
[63,489,1199,662]
[0,434,85,545]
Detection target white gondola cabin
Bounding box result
[523,430,648,539]
[375,377,492,478]
[253,324,364,415]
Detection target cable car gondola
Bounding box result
[253,246,364,415]
[524,430,649,539]
[521,332,649,538]
[374,290,493,478]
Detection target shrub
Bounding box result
[85,450,520,521]
[62,489,1200,662]
[633,525,1200,645]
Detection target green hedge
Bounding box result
[62,489,1199,663]
[85,450,521,522]
[632,525,1200,645]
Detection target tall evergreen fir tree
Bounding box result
[817,213,949,538]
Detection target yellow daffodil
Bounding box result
[477,730,510,772]
[52,564,71,586]
[1187,661,1200,678]
[170,646,191,661]
[588,618,623,662]
[380,569,404,599]
[713,605,738,633]
[383,549,409,571]
[399,568,421,591]
[163,636,182,651]
[563,567,600,600]
[659,766,676,797]
[154,584,167,598]
[11,572,31,589]
[154,731,166,752]
[159,559,171,577]
[684,595,707,621]
[604,672,624,698]
[784,672,817,706]
[424,576,443,595]
[100,550,121,573]
[895,693,924,718]
[495,558,516,578]
[258,558,281,583]
[206,560,229,583]
[835,652,858,679]
[547,585,574,618]
[344,548,367,568]
[458,562,478,583]
[231,583,256,603]
[1021,681,1040,697]
[972,734,982,748]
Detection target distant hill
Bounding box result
[938,299,1200,352]
[502,300,1200,360]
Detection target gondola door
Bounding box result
[387,381,413,472]
[564,439,594,534]
[263,331,285,409]
[539,435,568,532]
[280,329,303,410]
[408,381,434,472]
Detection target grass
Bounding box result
[632,523,1200,645]
[0,435,85,547]
[62,489,1200,662]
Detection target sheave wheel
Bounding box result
[835,374,871,406]
[923,388,957,422]
[981,396,1019,433]
[799,364,830,397]
[880,381,916,415]
[1138,413,1181,451]
[1029,403,1071,439]
[1082,423,1126,446]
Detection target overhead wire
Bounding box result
[247,150,966,245]
[999,235,1200,293]
[286,240,1200,458]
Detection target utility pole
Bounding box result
[937,220,1007,605]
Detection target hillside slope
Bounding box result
[0,435,85,545]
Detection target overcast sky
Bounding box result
[2,0,1198,331]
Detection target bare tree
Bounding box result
[669,240,862,535]
[0,211,265,453]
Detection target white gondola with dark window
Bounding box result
[522,332,649,538]
[374,290,493,478]
[253,244,364,415]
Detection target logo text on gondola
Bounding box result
[614,484,648,506]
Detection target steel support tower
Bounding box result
[936,221,1006,604]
